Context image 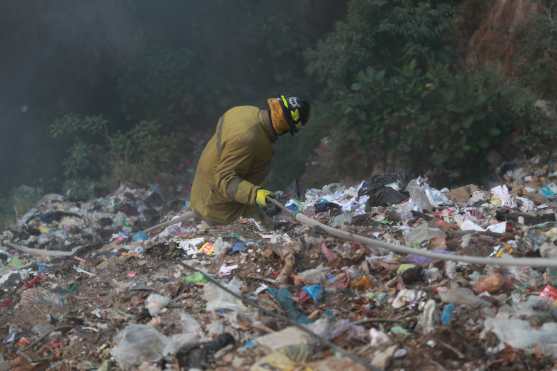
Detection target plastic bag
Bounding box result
[111,325,170,369]
[406,178,448,212]
[145,293,170,316]
[484,319,557,356]
[167,312,205,354]
[204,277,246,313]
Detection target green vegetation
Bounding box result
[515,0,557,100]
[49,114,191,199]
[303,0,552,181]
[0,186,43,230]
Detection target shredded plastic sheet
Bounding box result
[458,220,507,234]
[302,181,369,216]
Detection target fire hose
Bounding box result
[267,197,557,268]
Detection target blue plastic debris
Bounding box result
[285,199,303,213]
[267,287,311,324]
[540,186,557,198]
[132,231,149,242]
[242,339,256,350]
[229,241,247,255]
[303,284,324,303]
[441,303,455,325]
[36,262,49,273]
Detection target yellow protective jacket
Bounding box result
[190,106,276,224]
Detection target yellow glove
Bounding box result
[256,189,273,208]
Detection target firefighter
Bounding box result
[190,95,310,224]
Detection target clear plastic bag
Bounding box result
[111,325,170,369]
[204,277,245,312]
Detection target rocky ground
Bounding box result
[3,158,557,370]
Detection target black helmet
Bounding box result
[278,95,311,135]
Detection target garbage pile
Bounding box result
[2,184,164,253]
[3,158,557,369]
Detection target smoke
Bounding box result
[0,0,343,193]
[0,1,141,191]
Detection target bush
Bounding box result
[515,1,557,100]
[0,186,43,229]
[50,114,190,198]
[50,114,109,180]
[306,0,550,181]
[109,120,188,185]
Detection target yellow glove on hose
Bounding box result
[256,189,273,208]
